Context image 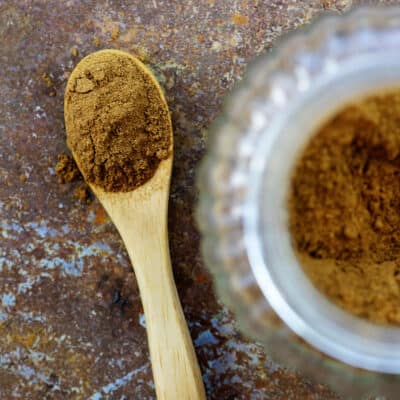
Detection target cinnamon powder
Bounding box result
[64,50,171,192]
[289,91,400,325]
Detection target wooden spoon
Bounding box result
[65,49,206,400]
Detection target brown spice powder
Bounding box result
[54,152,91,203]
[55,152,81,183]
[74,183,91,203]
[64,50,171,192]
[289,91,400,325]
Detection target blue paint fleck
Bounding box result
[211,317,234,336]
[18,365,35,379]
[78,243,112,257]
[194,329,219,347]
[18,278,34,294]
[26,221,60,238]
[61,224,70,234]
[1,221,24,234]
[39,257,83,277]
[2,293,16,307]
[203,372,212,392]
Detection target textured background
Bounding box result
[0,0,393,399]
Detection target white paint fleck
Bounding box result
[211,41,222,51]
[26,242,35,252]
[87,210,96,223]
[138,313,146,328]
[17,311,45,323]
[0,257,13,271]
[88,364,149,399]
[34,105,47,120]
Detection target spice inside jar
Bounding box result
[289,90,400,325]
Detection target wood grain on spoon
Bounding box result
[64,49,206,400]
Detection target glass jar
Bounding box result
[197,6,400,398]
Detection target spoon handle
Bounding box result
[122,226,206,400]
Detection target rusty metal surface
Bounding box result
[0,0,383,399]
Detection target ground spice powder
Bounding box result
[55,152,81,183]
[64,50,170,192]
[289,91,400,325]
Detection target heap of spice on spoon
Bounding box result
[64,49,206,400]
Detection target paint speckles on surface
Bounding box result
[0,0,355,398]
